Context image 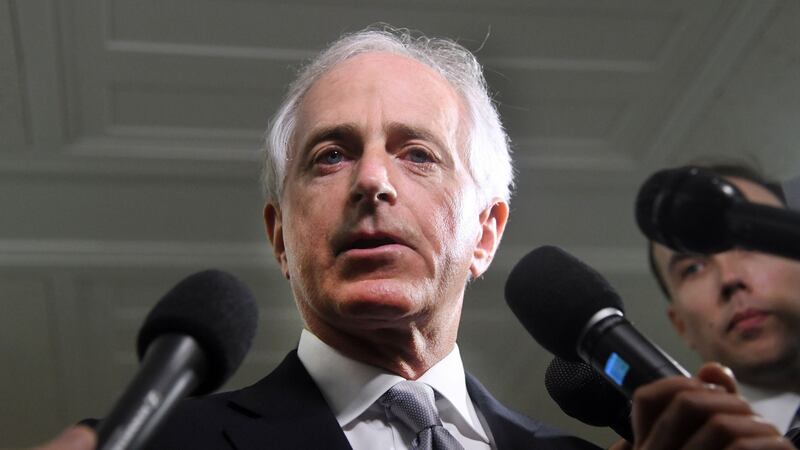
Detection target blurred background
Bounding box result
[2,0,800,447]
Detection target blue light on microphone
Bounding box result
[604,352,630,386]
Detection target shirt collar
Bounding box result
[416,341,483,438]
[296,329,488,441]
[738,382,800,434]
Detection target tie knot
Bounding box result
[379,381,441,433]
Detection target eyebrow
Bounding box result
[385,122,445,148]
[666,252,694,274]
[301,123,360,156]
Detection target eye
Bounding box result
[678,260,705,280]
[315,148,346,165]
[405,147,434,164]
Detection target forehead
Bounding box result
[726,176,784,208]
[294,52,466,146]
[652,176,785,270]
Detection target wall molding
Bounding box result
[107,39,315,61]
[513,137,636,171]
[65,133,260,161]
[0,154,259,181]
[0,239,274,268]
[492,243,649,274]
[643,0,780,163]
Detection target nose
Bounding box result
[716,250,750,302]
[349,148,397,206]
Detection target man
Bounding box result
[36,29,794,450]
[131,26,599,449]
[648,164,800,441]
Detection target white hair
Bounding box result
[261,25,514,207]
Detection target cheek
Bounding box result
[756,257,800,294]
[675,299,721,338]
[429,189,478,254]
[679,313,718,356]
[281,202,331,271]
[684,314,715,338]
[674,276,719,307]
[755,263,800,326]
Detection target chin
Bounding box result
[334,279,427,322]
[726,339,794,368]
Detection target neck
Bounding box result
[735,357,800,394]
[306,319,459,379]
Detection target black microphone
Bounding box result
[636,166,800,260]
[504,246,689,398]
[96,269,258,450]
[545,356,633,442]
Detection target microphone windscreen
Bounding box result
[504,245,623,361]
[545,356,630,428]
[137,269,258,395]
[635,167,680,247]
[635,166,742,253]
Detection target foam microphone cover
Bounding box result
[635,166,744,253]
[545,356,632,440]
[504,245,623,361]
[137,269,258,395]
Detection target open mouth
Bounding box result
[348,236,398,250]
[337,233,405,255]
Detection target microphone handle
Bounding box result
[728,202,800,261]
[609,408,634,443]
[97,334,206,450]
[579,312,689,399]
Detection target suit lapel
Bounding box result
[466,372,602,450]
[222,351,352,450]
[466,372,537,449]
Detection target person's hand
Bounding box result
[631,362,792,449]
[608,438,633,450]
[32,425,95,450]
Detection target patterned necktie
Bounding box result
[786,405,800,447]
[379,381,465,450]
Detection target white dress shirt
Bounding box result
[297,329,494,449]
[738,382,800,434]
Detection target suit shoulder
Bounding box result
[143,390,243,449]
[465,372,603,450]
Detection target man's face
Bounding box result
[653,177,800,380]
[265,52,507,344]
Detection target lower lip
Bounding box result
[341,244,407,258]
[731,313,769,332]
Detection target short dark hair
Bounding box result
[647,162,786,301]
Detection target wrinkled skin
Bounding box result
[264,52,508,379]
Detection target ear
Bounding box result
[469,199,510,278]
[667,305,693,349]
[264,202,290,279]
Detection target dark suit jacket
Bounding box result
[143,350,601,449]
